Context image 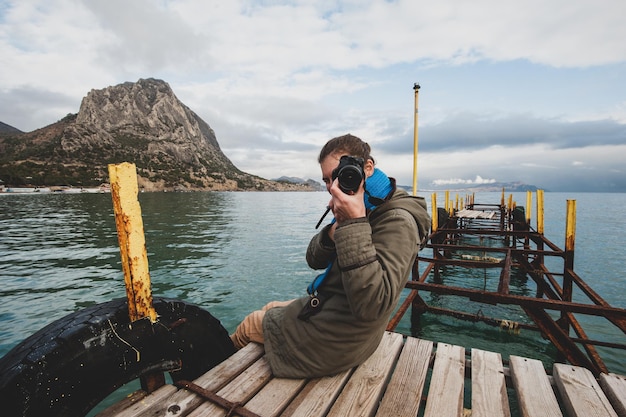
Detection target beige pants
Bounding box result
[230,299,295,349]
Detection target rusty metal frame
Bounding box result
[388,201,626,376]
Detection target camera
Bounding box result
[332,156,365,194]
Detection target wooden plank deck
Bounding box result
[98,331,625,417]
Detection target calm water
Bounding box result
[1,191,625,407]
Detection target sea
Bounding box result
[1,190,625,413]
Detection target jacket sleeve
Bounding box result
[333,208,419,321]
[306,223,336,270]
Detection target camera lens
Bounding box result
[331,156,364,194]
[338,165,362,193]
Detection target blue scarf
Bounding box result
[307,168,393,295]
[363,168,393,211]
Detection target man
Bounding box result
[230,133,430,378]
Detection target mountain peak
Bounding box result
[0,79,314,192]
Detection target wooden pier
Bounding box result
[98,331,626,417]
[98,177,626,417]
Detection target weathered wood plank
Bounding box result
[471,348,511,417]
[280,370,352,417]
[375,336,433,417]
[107,343,264,416]
[423,342,465,417]
[243,377,307,417]
[553,364,618,417]
[194,342,265,388]
[188,356,273,417]
[94,386,170,417]
[509,355,562,417]
[326,331,404,417]
[600,373,626,417]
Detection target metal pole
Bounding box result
[412,83,420,196]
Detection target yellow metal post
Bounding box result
[108,162,157,323]
[537,189,544,234]
[526,191,532,224]
[565,200,576,253]
[109,162,164,392]
[431,193,438,232]
[562,199,577,340]
[412,83,420,196]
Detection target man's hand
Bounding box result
[328,178,366,226]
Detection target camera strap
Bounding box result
[306,257,334,295]
[299,257,335,321]
[297,291,334,321]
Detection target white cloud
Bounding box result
[433,176,497,186]
[1,0,626,191]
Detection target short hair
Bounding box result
[318,133,374,164]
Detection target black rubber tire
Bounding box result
[0,297,236,416]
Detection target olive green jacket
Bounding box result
[263,189,430,378]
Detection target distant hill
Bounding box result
[273,176,325,191]
[0,78,317,192]
[0,121,22,134]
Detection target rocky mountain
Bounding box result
[0,78,314,191]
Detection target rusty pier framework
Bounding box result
[388,190,626,377]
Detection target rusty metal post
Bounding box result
[108,162,157,323]
[109,162,163,392]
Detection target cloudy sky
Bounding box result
[1,0,625,192]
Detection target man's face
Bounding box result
[320,153,342,193]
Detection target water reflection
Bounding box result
[1,191,624,377]
[0,191,329,358]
